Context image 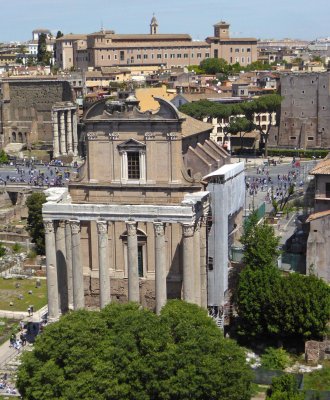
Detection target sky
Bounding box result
[1,0,329,43]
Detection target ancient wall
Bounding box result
[276,72,330,149]
[1,80,74,146]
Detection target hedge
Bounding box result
[267,148,329,158]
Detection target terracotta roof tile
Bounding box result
[309,157,330,175]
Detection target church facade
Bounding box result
[42,97,222,320]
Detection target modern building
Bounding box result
[42,95,238,320]
[55,18,257,71]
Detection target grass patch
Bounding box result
[0,317,20,345]
[0,278,47,311]
[303,362,330,391]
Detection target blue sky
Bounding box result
[1,0,329,43]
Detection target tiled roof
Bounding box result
[179,112,213,137]
[309,157,330,175]
[57,34,87,41]
[306,209,330,222]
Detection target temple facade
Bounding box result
[42,96,221,320]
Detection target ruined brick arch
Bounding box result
[18,132,23,143]
[11,132,16,142]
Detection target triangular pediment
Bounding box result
[117,138,146,150]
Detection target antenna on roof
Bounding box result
[100,20,105,34]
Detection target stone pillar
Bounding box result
[126,221,139,302]
[194,222,201,306]
[66,110,73,156]
[44,220,59,321]
[59,111,67,155]
[65,221,74,310]
[56,220,68,313]
[121,151,128,183]
[70,220,84,309]
[182,223,195,303]
[52,111,60,158]
[72,111,78,156]
[97,220,111,308]
[154,222,166,314]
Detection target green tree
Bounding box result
[37,33,51,65]
[240,94,283,157]
[0,242,6,257]
[17,301,252,400]
[266,374,304,399]
[236,213,330,342]
[225,117,255,150]
[200,57,231,75]
[0,149,9,164]
[26,192,46,255]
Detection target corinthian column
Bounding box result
[70,220,84,309]
[67,110,73,156]
[194,222,201,306]
[182,223,195,303]
[97,220,110,308]
[60,111,67,155]
[154,222,166,314]
[72,111,78,156]
[56,220,68,313]
[126,221,139,302]
[44,220,59,321]
[65,221,73,310]
[52,111,60,158]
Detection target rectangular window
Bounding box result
[290,136,297,140]
[235,48,239,53]
[205,53,210,58]
[170,54,175,59]
[164,53,168,59]
[307,136,314,141]
[127,152,140,180]
[184,53,189,58]
[120,51,124,61]
[143,54,148,59]
[137,54,141,59]
[247,48,251,52]
[197,53,202,58]
[326,183,330,198]
[157,53,162,59]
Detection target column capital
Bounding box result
[182,223,194,238]
[57,220,66,229]
[194,220,201,233]
[126,221,137,236]
[70,220,80,235]
[44,220,54,233]
[97,220,108,234]
[154,221,165,237]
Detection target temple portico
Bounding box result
[43,188,209,318]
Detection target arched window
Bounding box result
[18,132,23,143]
[11,132,16,142]
[121,228,147,278]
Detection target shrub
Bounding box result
[261,347,293,370]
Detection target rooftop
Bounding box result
[309,157,330,175]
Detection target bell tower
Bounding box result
[214,21,230,39]
[150,14,158,35]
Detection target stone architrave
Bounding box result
[66,110,73,155]
[44,220,59,321]
[182,223,195,303]
[154,222,166,314]
[70,220,84,309]
[194,221,201,306]
[97,220,111,308]
[126,221,139,302]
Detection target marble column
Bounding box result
[97,220,111,308]
[140,150,146,182]
[194,222,201,306]
[59,111,67,155]
[72,111,78,156]
[70,220,84,309]
[44,220,59,321]
[65,221,74,310]
[56,220,68,313]
[154,222,166,314]
[121,151,128,183]
[52,111,59,158]
[182,223,195,303]
[66,110,73,156]
[126,221,139,302]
